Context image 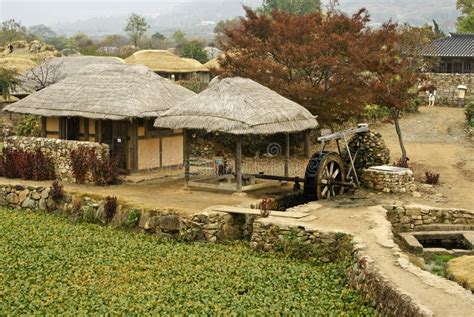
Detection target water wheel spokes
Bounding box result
[315,153,346,200]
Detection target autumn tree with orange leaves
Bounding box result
[216,7,421,162]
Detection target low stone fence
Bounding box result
[385,204,474,232]
[4,136,109,182]
[363,166,416,194]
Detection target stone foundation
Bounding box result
[363,166,416,193]
[4,136,109,182]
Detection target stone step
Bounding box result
[212,206,307,219]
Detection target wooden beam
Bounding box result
[130,119,139,172]
[235,136,242,192]
[284,133,290,178]
[304,130,311,158]
[183,129,190,186]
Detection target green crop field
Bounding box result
[0,209,375,315]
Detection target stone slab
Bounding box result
[212,206,308,219]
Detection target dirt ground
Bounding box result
[373,105,474,210]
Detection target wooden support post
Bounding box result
[304,130,311,158]
[41,117,46,138]
[285,133,290,178]
[130,119,138,172]
[235,137,242,192]
[84,119,89,141]
[183,129,190,187]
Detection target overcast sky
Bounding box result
[0,0,261,26]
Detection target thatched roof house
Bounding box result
[154,76,318,191]
[20,56,124,93]
[125,50,210,83]
[0,57,37,73]
[4,64,196,172]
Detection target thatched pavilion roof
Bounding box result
[0,57,37,73]
[21,56,124,91]
[154,77,318,135]
[182,58,209,72]
[125,50,208,73]
[4,64,196,120]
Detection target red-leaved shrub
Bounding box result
[90,153,122,186]
[70,147,95,184]
[2,148,55,180]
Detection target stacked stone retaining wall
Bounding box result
[363,166,416,194]
[4,136,109,182]
[421,73,473,106]
[385,204,474,232]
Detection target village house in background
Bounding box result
[125,50,210,83]
[3,64,195,173]
[421,33,474,106]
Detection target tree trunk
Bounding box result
[392,109,407,162]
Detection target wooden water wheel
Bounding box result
[304,152,346,200]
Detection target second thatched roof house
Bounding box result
[125,50,210,83]
[4,63,196,173]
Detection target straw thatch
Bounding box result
[182,58,209,72]
[125,50,208,73]
[21,56,124,91]
[4,64,196,120]
[204,58,220,71]
[0,57,37,73]
[154,77,318,135]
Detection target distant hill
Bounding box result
[1,0,460,40]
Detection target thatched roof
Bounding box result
[204,58,220,71]
[125,50,208,73]
[4,64,196,120]
[21,56,124,91]
[0,57,37,73]
[182,58,208,72]
[154,77,318,135]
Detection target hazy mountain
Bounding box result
[0,0,460,40]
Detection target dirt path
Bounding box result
[374,106,474,210]
[266,203,474,316]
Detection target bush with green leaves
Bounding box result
[81,203,98,223]
[466,102,474,127]
[123,208,141,228]
[14,115,41,137]
[0,209,375,315]
[361,104,390,122]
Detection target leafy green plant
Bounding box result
[14,115,41,137]
[361,104,390,122]
[123,208,141,228]
[0,208,375,315]
[426,254,455,277]
[177,79,208,93]
[82,203,98,223]
[465,102,474,127]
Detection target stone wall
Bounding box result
[422,73,474,106]
[363,166,416,194]
[4,136,109,182]
[250,218,431,317]
[384,204,474,232]
[0,183,252,243]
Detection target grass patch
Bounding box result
[0,208,375,315]
[426,254,455,277]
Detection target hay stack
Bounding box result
[341,130,390,176]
